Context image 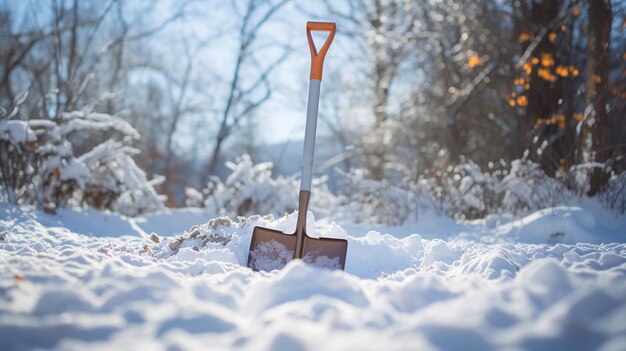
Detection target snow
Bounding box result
[249,240,294,271]
[60,111,140,140]
[0,120,37,143]
[77,140,166,216]
[59,159,90,188]
[1,201,626,350]
[488,203,624,245]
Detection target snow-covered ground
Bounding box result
[1,202,625,350]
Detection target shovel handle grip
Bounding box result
[306,21,336,80]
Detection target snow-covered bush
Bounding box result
[0,120,41,204]
[78,140,165,216]
[415,159,579,219]
[414,159,622,219]
[336,168,417,225]
[200,155,299,217]
[186,155,625,224]
[184,187,205,207]
[29,119,89,208]
[189,155,337,218]
[600,171,626,214]
[0,101,164,216]
[60,110,140,140]
[0,117,88,207]
[501,159,572,213]
[419,161,503,219]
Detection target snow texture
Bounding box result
[78,140,165,216]
[0,120,37,143]
[60,111,140,139]
[1,114,162,216]
[249,239,294,272]
[1,201,625,351]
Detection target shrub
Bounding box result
[335,168,416,225]
[0,100,164,216]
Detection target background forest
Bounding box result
[1,0,625,222]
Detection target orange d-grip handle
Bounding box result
[306,21,336,80]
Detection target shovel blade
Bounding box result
[247,226,297,272]
[301,234,348,270]
[247,225,348,271]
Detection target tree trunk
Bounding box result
[523,0,561,175]
[582,0,612,195]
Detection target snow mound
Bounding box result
[494,206,597,243]
[1,203,626,350]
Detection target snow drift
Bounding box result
[1,202,625,350]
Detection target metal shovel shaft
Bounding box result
[295,80,320,259]
[300,79,321,193]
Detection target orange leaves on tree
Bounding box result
[557,114,566,130]
[540,53,555,67]
[549,32,557,43]
[523,62,533,75]
[555,65,569,77]
[592,74,602,84]
[508,92,517,107]
[539,114,566,128]
[572,5,582,17]
[468,54,483,68]
[537,68,556,82]
[573,112,584,122]
[518,32,534,43]
[518,55,581,87]
[508,92,527,108]
[508,92,516,106]
[536,114,567,129]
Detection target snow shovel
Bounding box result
[247,21,348,271]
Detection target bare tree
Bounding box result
[314,0,519,178]
[205,0,290,176]
[312,0,433,179]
